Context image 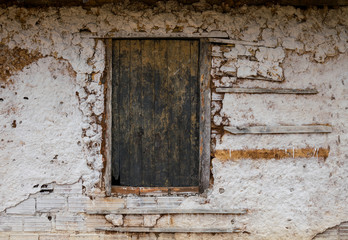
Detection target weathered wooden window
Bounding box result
[112,39,199,187]
[104,38,211,194]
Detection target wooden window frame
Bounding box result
[103,38,211,196]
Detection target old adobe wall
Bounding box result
[0,2,347,239]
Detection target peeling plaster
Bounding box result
[0,2,347,239]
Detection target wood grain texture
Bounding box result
[104,39,112,196]
[93,31,228,39]
[112,39,200,187]
[224,125,333,135]
[216,87,318,94]
[198,39,211,193]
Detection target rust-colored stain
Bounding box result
[214,147,330,161]
[0,44,43,82]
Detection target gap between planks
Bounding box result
[87,208,247,215]
[216,87,318,94]
[96,227,242,233]
[224,125,332,135]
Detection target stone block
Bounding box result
[0,216,23,232]
[156,197,184,208]
[126,197,156,209]
[123,215,144,227]
[105,214,123,226]
[55,214,85,231]
[36,195,67,212]
[9,234,38,240]
[6,198,36,215]
[144,215,161,227]
[23,216,52,232]
[87,197,125,212]
[68,196,89,213]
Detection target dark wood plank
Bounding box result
[153,40,170,187]
[104,39,112,196]
[199,39,211,192]
[167,40,182,187]
[111,40,120,185]
[178,40,192,186]
[189,40,200,186]
[128,40,143,186]
[141,39,155,186]
[118,40,131,186]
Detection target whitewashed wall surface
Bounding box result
[0,1,347,239]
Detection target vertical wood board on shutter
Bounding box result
[112,39,200,187]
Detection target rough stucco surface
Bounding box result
[0,2,347,239]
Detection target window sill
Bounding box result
[111,186,199,196]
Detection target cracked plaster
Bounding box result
[0,2,347,239]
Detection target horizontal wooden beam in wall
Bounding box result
[224,125,332,135]
[209,38,264,46]
[96,227,242,233]
[90,31,228,39]
[216,87,318,94]
[87,208,247,215]
[214,148,330,161]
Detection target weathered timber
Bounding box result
[92,31,228,39]
[224,125,333,135]
[216,87,318,94]
[112,39,200,187]
[209,38,264,46]
[198,38,211,193]
[88,208,247,215]
[237,76,283,82]
[214,148,330,161]
[104,39,112,196]
[96,227,242,233]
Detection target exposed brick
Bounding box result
[9,234,38,240]
[0,216,23,232]
[54,182,83,196]
[86,197,125,212]
[23,216,52,232]
[36,195,67,212]
[100,235,128,240]
[68,196,89,213]
[6,198,36,215]
[0,234,9,240]
[85,215,113,232]
[69,234,99,240]
[123,215,144,227]
[55,214,85,231]
[38,234,70,240]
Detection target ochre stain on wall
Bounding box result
[0,44,42,82]
[214,147,330,161]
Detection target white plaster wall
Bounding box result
[0,2,347,239]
